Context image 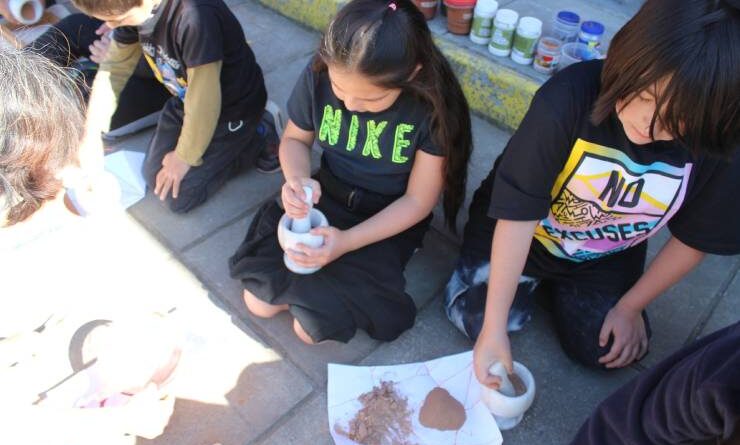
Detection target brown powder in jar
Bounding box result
[418,387,466,431]
[335,381,416,445]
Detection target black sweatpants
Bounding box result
[571,321,740,445]
[29,13,170,130]
[444,159,651,369]
[142,97,264,213]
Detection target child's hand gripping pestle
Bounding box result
[291,186,313,233]
[277,184,329,274]
[488,362,516,396]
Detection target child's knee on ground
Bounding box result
[243,289,288,318]
[292,318,315,345]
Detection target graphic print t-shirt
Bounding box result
[489,60,740,263]
[114,0,266,122]
[287,62,442,196]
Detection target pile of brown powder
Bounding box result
[335,381,416,445]
[418,387,466,431]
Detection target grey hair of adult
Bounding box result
[0,45,85,225]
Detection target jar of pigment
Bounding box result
[551,10,580,42]
[577,20,605,49]
[444,0,476,35]
[411,0,437,20]
[469,0,499,45]
[533,36,562,74]
[511,16,542,65]
[488,9,519,57]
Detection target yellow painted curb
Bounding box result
[257,0,342,31]
[257,0,539,131]
[434,38,539,131]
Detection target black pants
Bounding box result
[571,322,740,445]
[444,160,651,369]
[143,97,264,213]
[29,13,170,130]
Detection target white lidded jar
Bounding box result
[469,0,499,45]
[510,16,543,65]
[488,8,519,57]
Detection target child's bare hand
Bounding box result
[281,177,320,219]
[598,303,648,368]
[88,24,112,64]
[473,325,511,389]
[285,226,348,268]
[155,151,191,201]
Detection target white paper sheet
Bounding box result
[104,150,147,209]
[328,351,503,445]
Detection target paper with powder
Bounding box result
[328,351,503,445]
[104,150,147,208]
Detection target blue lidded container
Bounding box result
[552,10,580,42]
[578,20,605,48]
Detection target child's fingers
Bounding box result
[95,23,111,35]
[598,319,612,348]
[599,339,624,364]
[606,344,635,368]
[286,249,317,268]
[172,177,180,199]
[158,177,172,201]
[154,170,164,195]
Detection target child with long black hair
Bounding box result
[230,0,472,344]
[443,0,740,386]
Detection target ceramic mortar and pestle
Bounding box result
[277,186,329,274]
[481,361,536,430]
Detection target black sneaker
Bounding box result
[255,100,285,174]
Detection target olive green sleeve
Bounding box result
[79,41,141,171]
[174,61,223,167]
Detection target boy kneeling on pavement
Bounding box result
[76,0,282,213]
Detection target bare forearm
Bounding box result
[619,236,705,311]
[279,137,312,181]
[483,219,539,329]
[343,193,435,252]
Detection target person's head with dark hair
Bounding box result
[593,0,740,157]
[72,0,156,28]
[314,0,473,228]
[0,46,84,226]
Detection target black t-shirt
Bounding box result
[287,63,442,196]
[489,60,740,267]
[114,0,266,122]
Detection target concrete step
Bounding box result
[254,0,641,131]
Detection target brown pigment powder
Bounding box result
[509,373,526,396]
[335,381,415,445]
[418,387,466,431]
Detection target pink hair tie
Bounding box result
[388,2,397,10]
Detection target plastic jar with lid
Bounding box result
[533,36,562,74]
[488,9,519,57]
[444,0,477,35]
[411,0,438,20]
[469,0,499,44]
[511,16,542,65]
[551,10,580,42]
[577,20,605,49]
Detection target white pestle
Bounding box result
[489,362,516,396]
[291,186,313,233]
